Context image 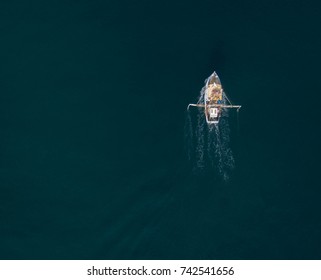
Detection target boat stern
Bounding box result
[205,106,221,124]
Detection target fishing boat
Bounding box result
[187,71,241,124]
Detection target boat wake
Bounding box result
[184,108,235,181]
[185,71,240,181]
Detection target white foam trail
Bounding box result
[215,117,235,180]
[184,110,194,162]
[185,108,235,180]
[195,110,206,169]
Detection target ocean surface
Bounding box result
[0,0,320,259]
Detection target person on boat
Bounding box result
[206,84,214,101]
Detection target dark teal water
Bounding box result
[0,0,320,259]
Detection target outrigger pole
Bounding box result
[187,104,241,111]
[223,91,242,112]
[187,104,205,109]
[187,89,241,112]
